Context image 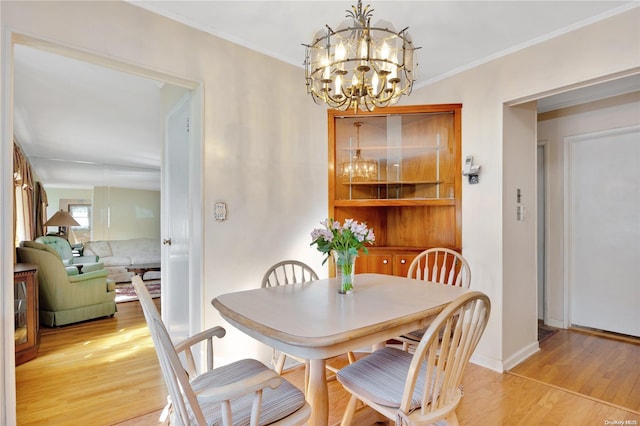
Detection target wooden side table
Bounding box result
[14,263,39,365]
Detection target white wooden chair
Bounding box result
[132,276,311,426]
[337,291,490,426]
[398,248,471,351]
[261,260,354,392]
[407,248,470,287]
[261,260,318,393]
[261,260,319,289]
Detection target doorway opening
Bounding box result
[533,75,640,343]
[8,33,204,420]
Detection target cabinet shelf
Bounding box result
[341,180,443,186]
[339,145,442,152]
[334,198,456,207]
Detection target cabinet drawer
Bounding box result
[366,254,394,275]
[361,250,420,277]
[394,253,417,277]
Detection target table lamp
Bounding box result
[44,210,80,240]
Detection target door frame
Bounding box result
[562,133,573,329]
[536,141,548,324]
[1,32,204,424]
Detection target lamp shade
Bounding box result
[44,210,80,227]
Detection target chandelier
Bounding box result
[304,0,418,112]
[341,121,378,181]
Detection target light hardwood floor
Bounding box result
[16,300,640,425]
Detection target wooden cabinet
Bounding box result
[329,104,462,276]
[14,263,39,365]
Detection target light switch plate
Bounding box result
[214,202,227,221]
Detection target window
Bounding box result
[68,204,91,230]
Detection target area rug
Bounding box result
[115,279,161,303]
[538,322,559,343]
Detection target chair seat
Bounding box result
[337,347,432,411]
[193,359,306,426]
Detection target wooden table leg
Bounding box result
[307,358,329,426]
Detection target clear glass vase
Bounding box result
[333,250,357,294]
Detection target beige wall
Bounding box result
[538,93,640,327]
[41,186,162,242]
[408,8,640,370]
[92,186,160,241]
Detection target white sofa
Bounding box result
[83,238,161,283]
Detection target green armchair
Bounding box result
[35,235,104,274]
[17,241,117,326]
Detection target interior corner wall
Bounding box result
[92,187,160,241]
[406,7,639,371]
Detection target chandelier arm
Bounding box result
[320,84,352,110]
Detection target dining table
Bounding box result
[211,273,472,426]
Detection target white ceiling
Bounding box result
[130,1,633,84]
[14,45,165,190]
[12,1,639,190]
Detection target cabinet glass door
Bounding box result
[335,112,456,201]
[15,280,28,347]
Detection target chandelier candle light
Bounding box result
[310,218,375,294]
[304,0,419,112]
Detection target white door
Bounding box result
[568,125,640,337]
[162,93,191,341]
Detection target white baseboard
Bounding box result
[470,353,504,373]
[502,341,540,371]
[545,318,564,328]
